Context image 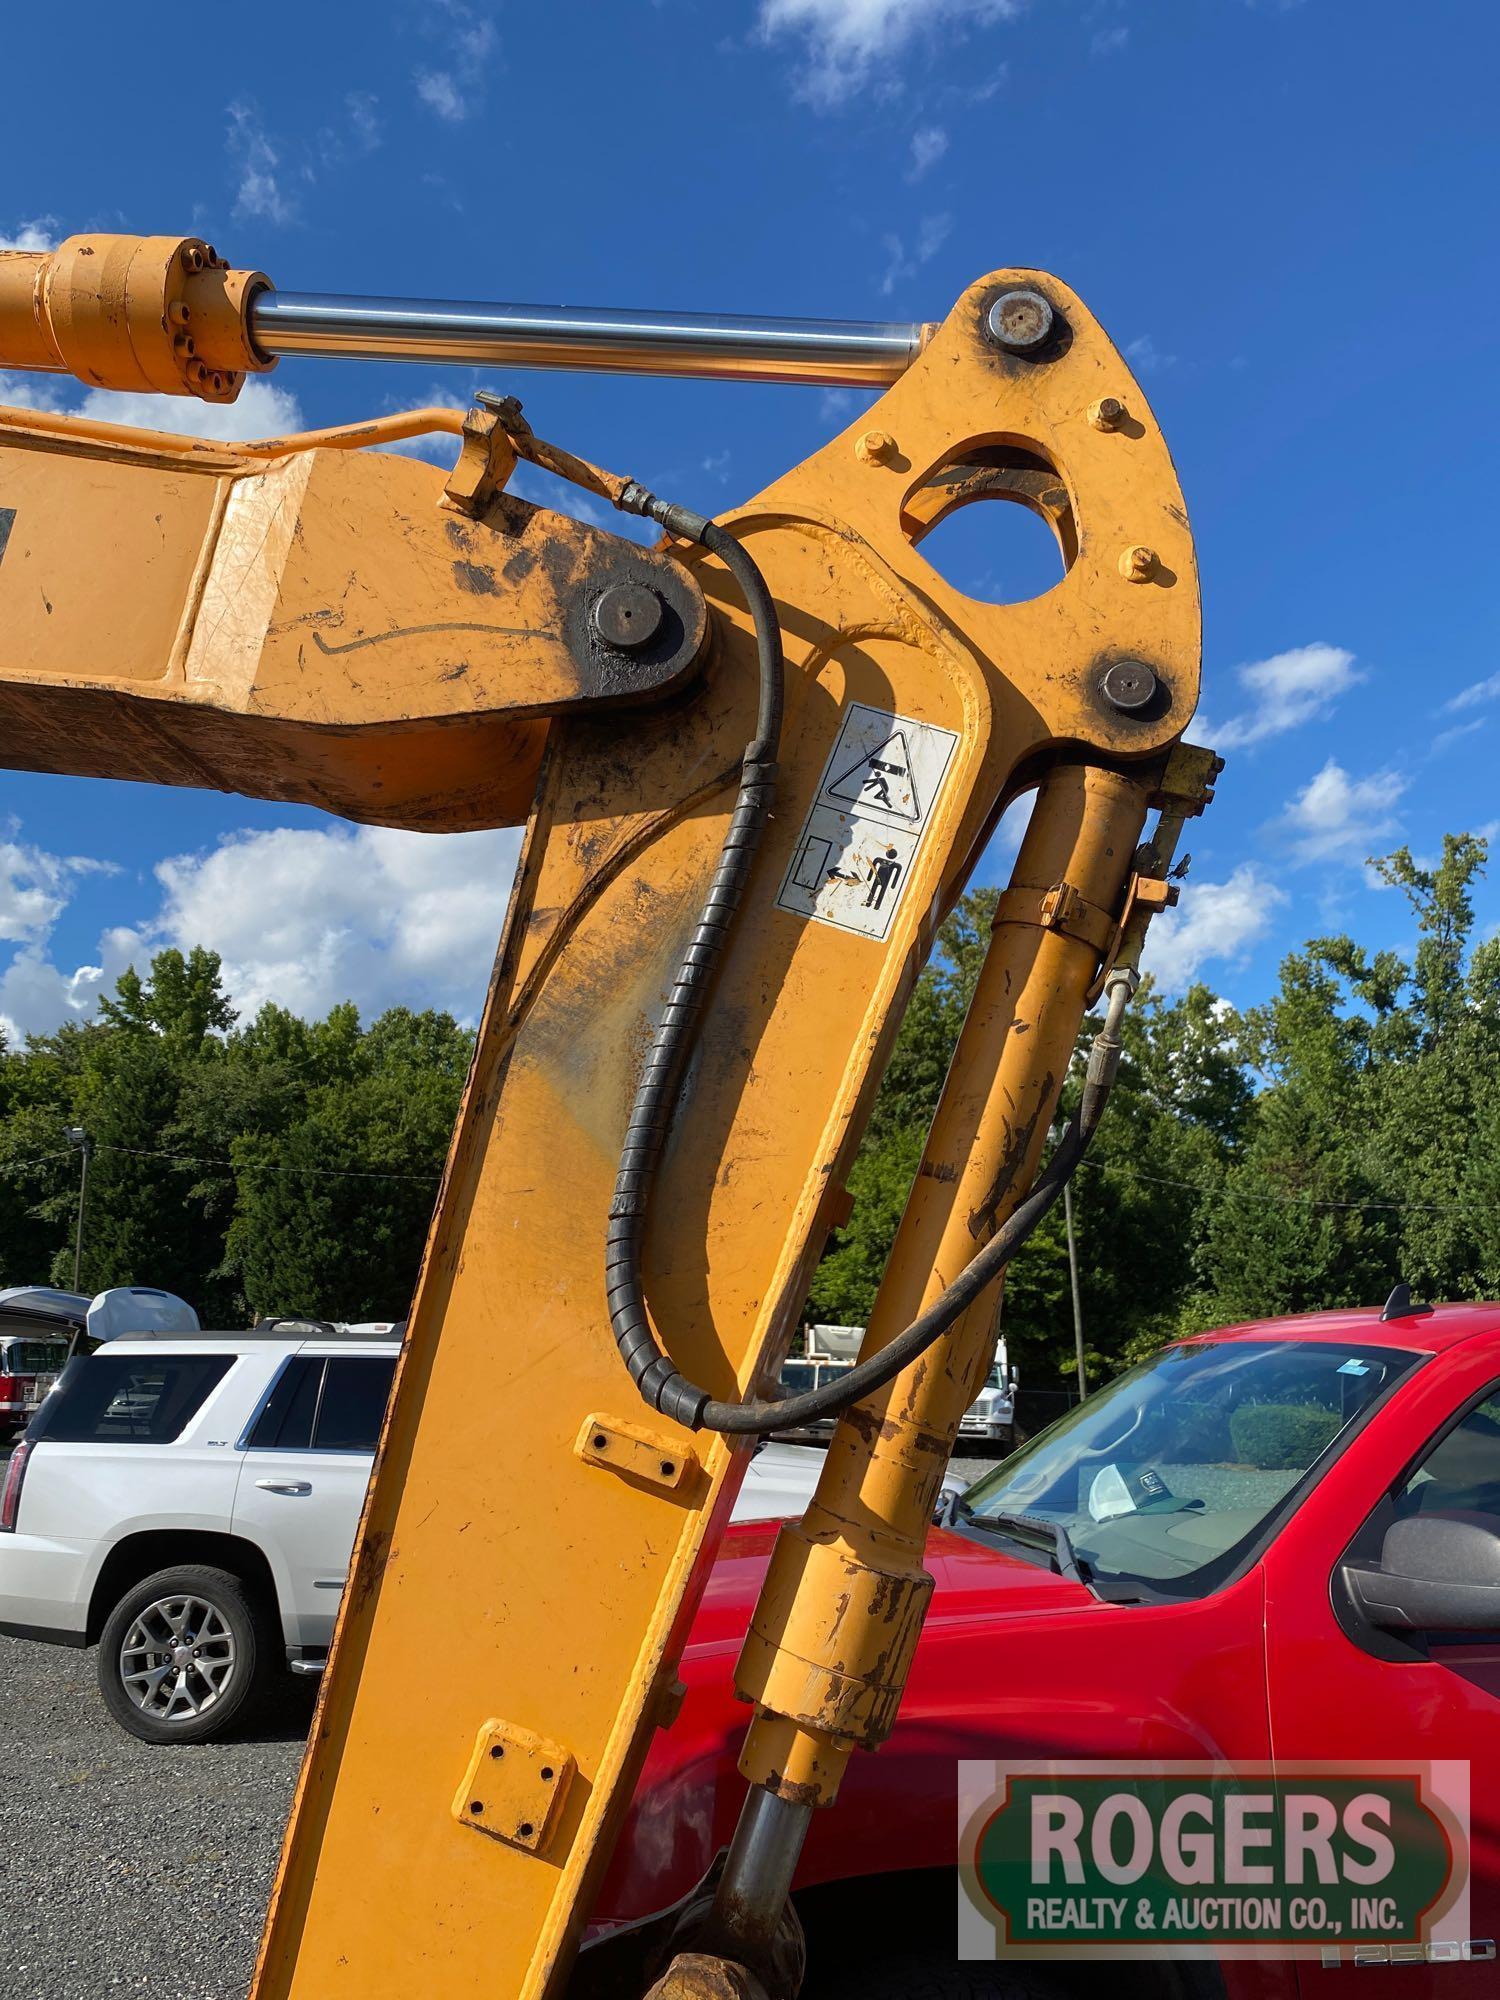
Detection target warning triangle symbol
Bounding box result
[827,730,921,821]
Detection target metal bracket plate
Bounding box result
[575,1414,699,1493]
[452,1718,575,1854]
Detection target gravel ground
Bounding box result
[0,1442,997,1998]
[0,1618,311,2000]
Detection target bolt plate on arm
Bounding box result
[453,1719,575,1854]
[575,1414,699,1493]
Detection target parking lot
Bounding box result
[0,1624,311,1999]
[0,1445,995,1997]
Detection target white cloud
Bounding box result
[758,0,1020,106]
[0,928,140,1048]
[228,102,296,226]
[344,90,382,153]
[415,7,498,121]
[1430,718,1486,757]
[0,820,521,1043]
[0,837,113,945]
[80,377,301,441]
[907,125,949,179]
[149,823,520,1021]
[417,71,467,121]
[0,368,303,442]
[1090,25,1129,54]
[1201,642,1361,751]
[1142,864,1287,991]
[1124,334,1177,374]
[1276,758,1406,863]
[1443,669,1500,714]
[0,218,56,252]
[879,212,952,296]
[317,91,384,167]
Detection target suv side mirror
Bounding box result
[1342,1513,1500,1634]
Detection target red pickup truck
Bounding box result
[591,1304,1500,2000]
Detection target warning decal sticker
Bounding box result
[777,703,959,940]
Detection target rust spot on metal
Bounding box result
[841,1404,882,1446]
[966,1073,1053,1241]
[919,1160,958,1183]
[762,1773,823,1810]
[348,1526,392,1613]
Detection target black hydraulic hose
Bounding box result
[603,479,1131,1438]
[698,1052,1118,1436]
[605,486,785,1430]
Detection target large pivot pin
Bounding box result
[591,582,666,652]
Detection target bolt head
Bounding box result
[1099,660,1160,714]
[855,428,897,465]
[986,288,1056,355]
[1119,544,1157,582]
[590,581,665,652]
[1089,396,1126,432]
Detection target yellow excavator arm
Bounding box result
[0,232,1215,2000]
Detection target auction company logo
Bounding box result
[958,1761,1474,1961]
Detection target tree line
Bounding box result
[1,833,1496,1384]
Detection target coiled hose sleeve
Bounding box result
[605,488,785,1430]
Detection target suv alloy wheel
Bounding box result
[97,1563,272,1744]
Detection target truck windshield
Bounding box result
[3,1340,67,1375]
[960,1337,1422,1597]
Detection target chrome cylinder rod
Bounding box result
[706,1787,815,1962]
[249,292,927,387]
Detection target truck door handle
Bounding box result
[256,1478,313,1496]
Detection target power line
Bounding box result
[92,1143,440,1186]
[1,1147,77,1175]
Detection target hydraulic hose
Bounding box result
[603,481,1135,1437]
[700,971,1133,1436]
[605,486,785,1431]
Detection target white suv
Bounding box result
[0,1327,399,1743]
[0,1328,950,1745]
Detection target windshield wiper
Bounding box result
[959,1505,1093,1588]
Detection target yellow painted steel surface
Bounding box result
[0,261,1200,1997]
[0,411,706,830]
[248,272,1198,1998]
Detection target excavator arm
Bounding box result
[0,234,1215,2000]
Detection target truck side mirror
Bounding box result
[1342,1513,1500,1634]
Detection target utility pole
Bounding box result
[64,1126,93,1294]
[1063,1178,1087,1400]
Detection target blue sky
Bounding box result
[1,0,1497,1037]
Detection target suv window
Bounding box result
[247,1355,395,1454]
[32,1353,233,1444]
[315,1357,395,1451]
[1397,1388,1500,1524]
[247,1356,324,1450]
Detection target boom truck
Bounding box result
[0,233,1216,1999]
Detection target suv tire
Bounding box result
[97,1563,272,1745]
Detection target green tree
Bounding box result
[223,1007,471,1320]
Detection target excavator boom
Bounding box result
[0,233,1212,2000]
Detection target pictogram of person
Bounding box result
[865,847,903,910]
